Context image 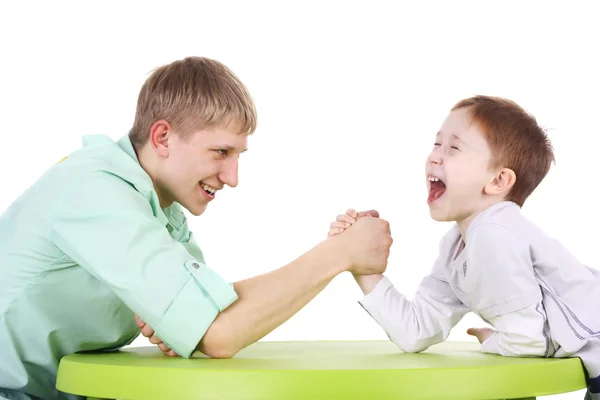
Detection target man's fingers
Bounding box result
[135,315,144,328]
[148,335,162,345]
[140,324,155,338]
[167,349,179,357]
[158,342,170,352]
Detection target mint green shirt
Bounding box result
[0,134,238,400]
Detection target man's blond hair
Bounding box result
[129,56,257,147]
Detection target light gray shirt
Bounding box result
[359,201,600,389]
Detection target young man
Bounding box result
[329,96,600,399]
[0,56,393,400]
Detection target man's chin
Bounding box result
[188,205,207,217]
[179,200,207,217]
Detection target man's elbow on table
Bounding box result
[196,318,240,359]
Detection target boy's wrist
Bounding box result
[353,273,384,296]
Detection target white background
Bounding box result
[1,1,598,398]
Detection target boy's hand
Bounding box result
[135,315,179,357]
[466,327,495,343]
[328,208,380,237]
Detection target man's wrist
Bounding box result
[319,235,351,276]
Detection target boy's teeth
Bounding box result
[429,176,440,182]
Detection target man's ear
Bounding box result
[484,167,516,196]
[149,120,172,158]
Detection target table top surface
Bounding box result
[56,340,587,399]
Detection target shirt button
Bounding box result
[192,263,200,269]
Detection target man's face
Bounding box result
[152,123,248,216]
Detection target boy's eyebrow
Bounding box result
[435,132,464,142]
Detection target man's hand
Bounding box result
[135,315,179,357]
[466,327,495,344]
[330,209,392,276]
[327,208,387,294]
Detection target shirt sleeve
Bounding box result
[465,223,542,321]
[358,244,470,353]
[50,171,238,358]
[480,303,554,358]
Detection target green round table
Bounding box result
[56,340,586,400]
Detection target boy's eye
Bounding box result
[214,149,228,156]
[451,146,459,150]
[433,143,440,146]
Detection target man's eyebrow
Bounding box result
[216,145,248,153]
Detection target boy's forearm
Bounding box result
[353,273,384,295]
[358,275,469,353]
[196,238,349,358]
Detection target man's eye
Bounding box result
[215,149,228,156]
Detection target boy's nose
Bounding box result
[428,151,442,165]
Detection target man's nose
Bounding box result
[219,158,239,188]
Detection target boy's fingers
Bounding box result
[357,209,379,218]
[336,214,356,224]
[345,209,358,219]
[330,220,351,229]
[466,327,494,344]
[328,227,344,237]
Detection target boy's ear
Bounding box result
[484,167,516,196]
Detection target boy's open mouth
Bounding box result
[428,176,446,204]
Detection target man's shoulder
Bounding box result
[57,134,155,196]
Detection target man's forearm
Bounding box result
[197,237,348,358]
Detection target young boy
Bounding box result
[329,95,600,399]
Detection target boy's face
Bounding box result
[151,122,248,216]
[425,108,496,223]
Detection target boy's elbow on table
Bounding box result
[395,342,430,354]
[388,331,439,354]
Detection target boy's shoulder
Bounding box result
[467,201,526,237]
